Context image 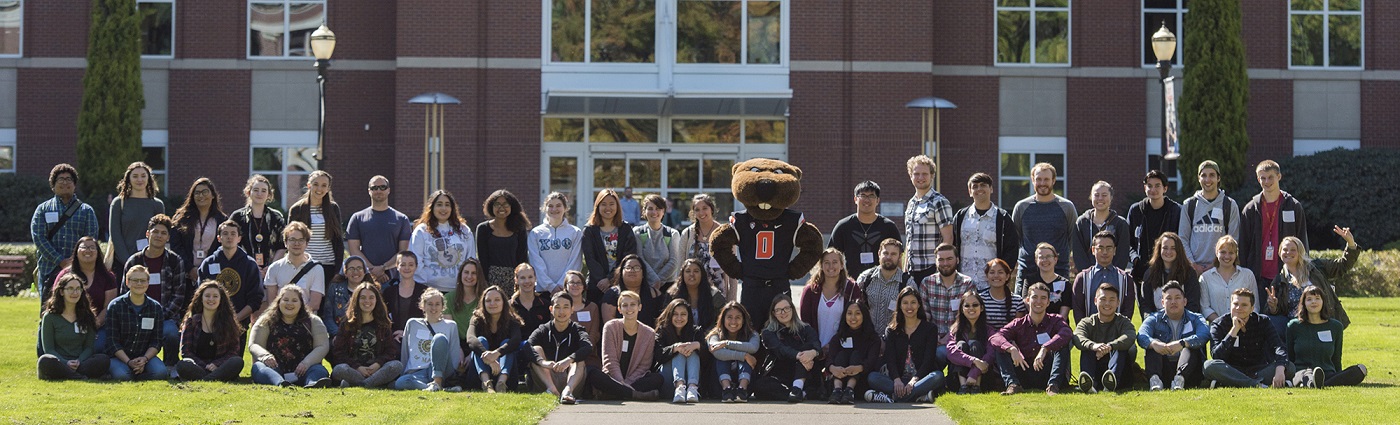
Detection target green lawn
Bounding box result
[938,297,1400,424]
[0,298,556,424]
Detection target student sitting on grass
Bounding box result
[1286,285,1367,388]
[867,287,944,403]
[824,301,881,404]
[107,265,169,381]
[329,282,404,388]
[708,301,759,403]
[175,281,245,382]
[655,298,705,404]
[1137,281,1210,391]
[1204,288,1294,389]
[395,288,464,391]
[249,285,331,388]
[562,271,601,367]
[755,295,823,403]
[1072,283,1137,394]
[947,290,995,395]
[384,251,426,340]
[529,292,592,404]
[587,290,664,401]
[990,282,1071,396]
[467,286,522,393]
[37,274,109,380]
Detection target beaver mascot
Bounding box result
[709,158,824,322]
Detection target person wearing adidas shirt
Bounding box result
[1177,160,1241,275]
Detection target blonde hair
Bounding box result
[906,155,935,175]
[1213,235,1239,268]
[618,290,641,305]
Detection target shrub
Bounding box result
[1315,249,1400,297]
[0,244,38,297]
[0,173,56,242]
[1266,148,1400,250]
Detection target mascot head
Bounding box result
[731,158,803,221]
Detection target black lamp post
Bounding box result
[310,24,336,170]
[1152,23,1178,177]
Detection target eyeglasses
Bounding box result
[622,265,642,271]
[54,176,76,183]
[62,286,84,293]
[77,244,98,251]
[285,238,307,244]
[193,189,212,196]
[345,266,366,273]
[127,278,149,283]
[773,307,793,314]
[369,185,389,191]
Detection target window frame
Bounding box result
[542,0,790,68]
[137,0,175,59]
[1287,0,1364,70]
[997,136,1067,207]
[141,130,169,191]
[0,0,22,58]
[1141,0,1186,67]
[993,0,1073,67]
[246,0,328,60]
[1293,139,1360,156]
[0,128,15,173]
[249,130,319,207]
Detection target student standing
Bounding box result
[635,194,683,291]
[345,176,413,283]
[409,190,477,292]
[903,156,956,291]
[107,162,165,271]
[37,275,109,380]
[288,170,345,286]
[829,181,902,279]
[1127,170,1182,282]
[678,194,735,302]
[175,281,246,382]
[329,282,405,388]
[1178,161,1241,275]
[951,173,1017,286]
[476,190,532,295]
[528,192,584,293]
[583,189,638,302]
[1011,163,1077,285]
[31,164,100,304]
[172,178,227,281]
[1240,160,1309,291]
[229,175,287,272]
[1072,182,1132,273]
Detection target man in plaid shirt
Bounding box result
[29,164,99,305]
[918,244,975,369]
[107,265,170,380]
[903,155,955,288]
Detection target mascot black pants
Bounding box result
[741,278,790,323]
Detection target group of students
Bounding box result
[31,156,1369,403]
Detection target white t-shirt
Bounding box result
[817,292,844,348]
[262,254,326,305]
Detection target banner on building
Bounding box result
[1164,77,1180,160]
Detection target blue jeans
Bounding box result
[251,361,329,386]
[1203,359,1296,388]
[868,371,945,402]
[162,319,180,364]
[470,337,517,378]
[661,353,701,385]
[995,344,1071,390]
[109,356,170,381]
[716,359,753,383]
[395,334,454,390]
[94,327,110,355]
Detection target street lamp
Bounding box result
[408,92,462,200]
[905,97,957,193]
[1151,22,1178,176]
[310,24,336,170]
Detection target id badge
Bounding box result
[1265,243,1275,261]
[255,253,265,267]
[860,252,875,264]
[194,250,206,260]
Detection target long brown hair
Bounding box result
[255,285,311,328]
[452,258,485,310]
[1145,232,1195,293]
[44,274,98,333]
[291,170,344,240]
[345,282,392,335]
[116,161,160,199]
[184,281,243,343]
[66,237,111,283]
[706,301,753,342]
[471,286,523,333]
[655,298,693,338]
[587,189,623,227]
[172,178,226,234]
[415,190,467,238]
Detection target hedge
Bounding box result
[1260,148,1400,250]
[0,173,55,242]
[1316,249,1400,297]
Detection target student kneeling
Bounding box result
[1204,288,1294,388]
[1071,283,1136,393]
[990,282,1071,395]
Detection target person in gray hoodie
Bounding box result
[635,194,683,290]
[1177,161,1240,275]
[1072,181,1132,273]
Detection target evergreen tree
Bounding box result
[1179,0,1250,193]
[77,0,145,201]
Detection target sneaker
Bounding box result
[915,392,931,403]
[1312,367,1326,389]
[686,386,700,403]
[1148,374,1164,391]
[865,390,894,403]
[1102,371,1118,392]
[842,387,856,405]
[1171,375,1186,391]
[673,386,687,403]
[737,388,750,403]
[339,379,351,388]
[966,385,980,395]
[1000,384,1021,396]
[828,388,842,404]
[787,387,804,403]
[306,378,332,389]
[424,382,442,392]
[1210,380,1219,389]
[721,387,734,403]
[957,385,969,395]
[1045,384,1061,396]
[445,386,463,393]
[1077,371,1095,394]
[484,380,496,394]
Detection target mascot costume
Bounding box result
[709,158,824,322]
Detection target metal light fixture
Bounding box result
[905,97,957,193]
[310,24,335,168]
[1152,23,1178,177]
[1151,23,1177,63]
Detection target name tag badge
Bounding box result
[622,340,631,353]
[1211,208,1224,220]
[416,329,432,342]
[75,322,83,334]
[1036,333,1051,345]
[141,317,155,330]
[208,264,221,275]
[311,214,326,225]
[1282,211,1296,223]
[195,250,206,261]
[148,274,161,287]
[888,299,897,311]
[950,298,961,311]
[136,239,149,251]
[1182,322,1193,334]
[45,212,59,223]
[576,311,591,322]
[1264,244,1275,261]
[1135,227,1142,238]
[860,252,875,265]
[255,253,265,267]
[841,337,854,349]
[1318,330,1333,342]
[1052,281,1066,293]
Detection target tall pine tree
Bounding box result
[1179,0,1250,193]
[77,0,145,202]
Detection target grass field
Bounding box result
[937,297,1400,424]
[0,297,556,425]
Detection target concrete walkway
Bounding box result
[541,401,957,425]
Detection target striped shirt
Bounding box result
[307,206,337,265]
[978,288,1027,330]
[904,191,955,272]
[918,272,976,335]
[30,196,100,284]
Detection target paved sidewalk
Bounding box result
[541,401,957,425]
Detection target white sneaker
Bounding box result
[1171,375,1186,391]
[916,392,931,403]
[1210,380,1219,389]
[445,386,463,393]
[865,390,893,403]
[1149,375,1163,391]
[424,382,442,392]
[686,386,700,403]
[673,386,686,403]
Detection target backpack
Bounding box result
[1185,195,1232,231]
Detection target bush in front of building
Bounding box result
[1264,148,1400,251]
[1315,249,1400,297]
[77,0,145,205]
[0,173,54,243]
[1179,0,1251,194]
[0,243,39,297]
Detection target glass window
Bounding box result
[544,118,586,142]
[552,0,656,63]
[138,0,174,57]
[1290,0,1362,68]
[996,0,1070,65]
[0,0,20,57]
[548,156,579,219]
[590,118,659,143]
[673,119,740,143]
[1142,0,1186,66]
[676,0,781,65]
[0,145,13,173]
[998,152,1065,207]
[248,0,326,58]
[141,130,169,191]
[251,146,318,208]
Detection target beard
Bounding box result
[1035,185,1053,196]
[880,261,898,271]
[938,266,956,277]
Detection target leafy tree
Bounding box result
[77,0,145,202]
[1178,0,1250,193]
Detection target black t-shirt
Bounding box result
[383,279,426,332]
[195,328,218,360]
[827,214,902,278]
[512,292,552,334]
[620,331,638,375]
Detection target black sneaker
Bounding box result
[828,388,841,404]
[722,387,734,403]
[1313,367,1326,389]
[1102,371,1118,392]
[787,387,804,403]
[736,388,750,403]
[843,387,856,405]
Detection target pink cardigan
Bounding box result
[600,319,657,386]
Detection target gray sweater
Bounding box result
[1177,190,1240,268]
[707,332,760,361]
[108,197,166,267]
[634,223,682,283]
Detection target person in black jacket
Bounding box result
[753,295,822,403]
[476,190,532,294]
[1239,160,1309,292]
[1127,170,1181,283]
[1204,288,1295,388]
[1137,232,1201,317]
[827,181,902,279]
[867,287,945,403]
[824,301,881,404]
[951,173,1019,288]
[655,298,706,403]
[582,189,638,303]
[530,292,593,404]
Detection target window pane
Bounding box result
[594,159,625,188]
[1040,153,1065,173]
[1036,0,1067,7]
[1143,12,1179,64]
[287,147,318,172]
[629,159,661,188]
[590,118,658,143]
[591,0,655,63]
[1330,0,1360,11]
[711,192,735,218]
[745,120,785,144]
[1290,14,1324,66]
[253,147,283,171]
[1000,153,1030,177]
[703,159,733,188]
[550,157,579,219]
[284,173,310,204]
[544,118,585,142]
[673,119,740,143]
[1291,0,1322,10]
[997,11,1031,63]
[0,0,18,55]
[1034,11,1069,64]
[138,2,173,56]
[668,159,700,188]
[263,174,282,208]
[748,1,781,64]
[0,146,12,170]
[1329,14,1362,67]
[1143,0,1178,9]
[141,147,167,170]
[287,3,324,58]
[249,3,285,57]
[677,0,741,64]
[552,0,586,62]
[998,0,1029,6]
[1000,180,1029,207]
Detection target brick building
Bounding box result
[1,0,1395,231]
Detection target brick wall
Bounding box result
[852,0,932,63]
[1361,81,1400,148]
[22,2,87,57]
[932,1,991,66]
[1240,0,1287,69]
[167,69,251,201]
[180,0,245,59]
[790,0,846,61]
[328,2,396,60]
[1072,0,1138,68]
[1243,79,1292,168]
[15,69,85,175]
[396,0,477,58]
[1066,77,1147,213]
[1368,1,1400,70]
[322,71,398,214]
